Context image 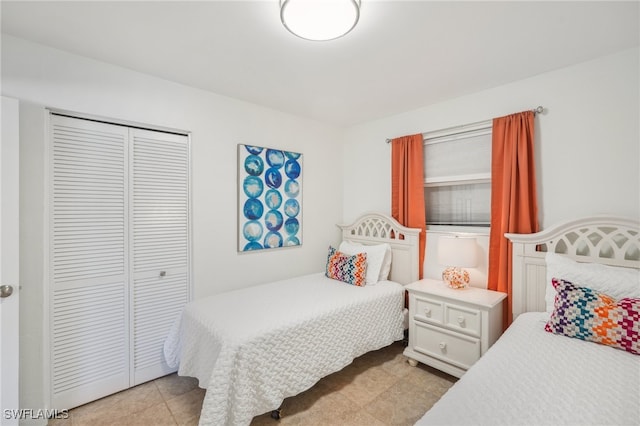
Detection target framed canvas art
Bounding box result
[238,144,303,252]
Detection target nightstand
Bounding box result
[403,278,507,378]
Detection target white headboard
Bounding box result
[506,216,640,318]
[338,212,421,285]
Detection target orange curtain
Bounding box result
[488,111,539,329]
[391,134,426,279]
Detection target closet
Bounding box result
[48,114,191,409]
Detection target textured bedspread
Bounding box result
[417,312,640,426]
[164,272,404,426]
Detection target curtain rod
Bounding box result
[385,105,545,143]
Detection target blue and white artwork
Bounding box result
[238,144,303,252]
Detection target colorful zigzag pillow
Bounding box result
[545,278,640,355]
[325,246,367,287]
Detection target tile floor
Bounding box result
[49,341,456,426]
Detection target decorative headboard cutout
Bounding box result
[536,224,640,264]
[343,214,413,241]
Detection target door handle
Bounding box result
[0,285,14,298]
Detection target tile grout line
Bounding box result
[153,378,181,425]
[362,366,406,426]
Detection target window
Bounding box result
[424,123,492,226]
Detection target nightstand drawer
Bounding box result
[444,304,481,337]
[414,322,481,370]
[414,296,443,324]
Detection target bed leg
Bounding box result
[270,408,282,420]
[407,358,418,367]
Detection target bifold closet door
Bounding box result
[49,115,130,409]
[130,128,190,385]
[49,115,191,409]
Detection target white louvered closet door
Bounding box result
[49,115,191,409]
[130,129,190,385]
[49,115,130,409]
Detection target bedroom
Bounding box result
[1,1,638,425]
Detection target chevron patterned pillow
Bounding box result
[325,246,367,287]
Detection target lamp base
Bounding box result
[442,267,470,289]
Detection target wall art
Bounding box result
[238,144,303,252]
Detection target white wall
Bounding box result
[2,35,344,416]
[343,48,640,282]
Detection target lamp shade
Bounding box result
[437,236,477,268]
[280,0,361,41]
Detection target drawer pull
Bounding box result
[424,308,431,316]
[457,316,465,325]
[160,271,167,277]
[439,342,447,350]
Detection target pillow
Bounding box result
[544,252,640,313]
[325,246,367,287]
[338,241,392,285]
[545,278,640,355]
[379,246,393,281]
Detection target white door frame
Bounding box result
[1,96,20,425]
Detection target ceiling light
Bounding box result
[280,0,361,41]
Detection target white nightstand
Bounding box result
[403,278,507,378]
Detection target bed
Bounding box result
[163,212,421,426]
[417,216,640,426]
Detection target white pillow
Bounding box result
[338,241,392,285]
[379,246,393,281]
[544,252,640,312]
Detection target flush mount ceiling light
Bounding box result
[280,0,361,41]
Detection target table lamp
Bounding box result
[437,235,477,289]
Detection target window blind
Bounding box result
[424,126,492,226]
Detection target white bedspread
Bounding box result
[417,312,640,426]
[163,272,404,426]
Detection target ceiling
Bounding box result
[2,1,638,127]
